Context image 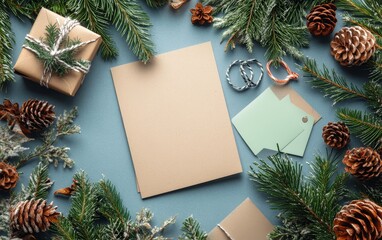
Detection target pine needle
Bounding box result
[179,216,207,240]
[0,6,15,89]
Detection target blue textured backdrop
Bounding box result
[3,1,366,237]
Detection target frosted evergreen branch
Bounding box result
[104,0,155,63]
[145,0,168,8]
[0,127,29,160]
[249,154,347,239]
[337,108,382,149]
[179,216,207,240]
[302,58,370,104]
[0,196,11,238]
[0,6,15,89]
[15,106,79,168]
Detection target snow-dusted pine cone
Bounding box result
[334,199,382,240]
[322,122,350,149]
[10,199,60,234]
[331,26,376,66]
[19,99,55,137]
[343,147,382,180]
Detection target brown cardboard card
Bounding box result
[271,85,321,123]
[111,42,242,198]
[208,198,274,240]
[14,8,102,96]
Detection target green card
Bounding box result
[232,88,313,156]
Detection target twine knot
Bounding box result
[22,17,97,88]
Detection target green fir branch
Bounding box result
[103,0,155,63]
[337,108,382,148]
[302,58,369,104]
[337,0,382,23]
[68,171,98,240]
[145,0,168,8]
[0,6,15,89]
[202,0,325,61]
[249,153,348,239]
[53,216,77,240]
[25,162,53,200]
[67,0,118,60]
[179,216,207,240]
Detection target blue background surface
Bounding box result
[3,1,367,237]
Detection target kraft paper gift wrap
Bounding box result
[14,8,102,96]
[111,42,242,198]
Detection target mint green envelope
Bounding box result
[232,88,314,156]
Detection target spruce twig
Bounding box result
[145,0,168,8]
[104,0,155,63]
[179,216,207,240]
[249,153,348,239]
[301,58,369,104]
[337,108,382,149]
[0,6,15,89]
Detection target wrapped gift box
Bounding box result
[14,8,102,96]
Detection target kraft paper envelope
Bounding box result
[208,198,274,240]
[232,88,306,155]
[111,42,242,198]
[270,85,321,123]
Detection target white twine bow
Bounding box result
[22,17,97,87]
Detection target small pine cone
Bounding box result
[331,26,376,66]
[0,99,20,129]
[19,99,55,137]
[0,161,19,190]
[306,3,337,36]
[333,199,382,240]
[322,122,350,149]
[10,199,60,234]
[343,147,382,180]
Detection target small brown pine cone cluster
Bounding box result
[10,199,60,234]
[0,161,19,190]
[0,99,55,137]
[343,147,382,180]
[334,199,382,240]
[331,26,376,67]
[306,3,337,37]
[322,122,350,149]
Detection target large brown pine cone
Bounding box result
[307,3,337,36]
[322,122,350,149]
[19,99,55,137]
[0,161,19,190]
[343,147,382,180]
[333,199,382,240]
[10,199,60,234]
[331,26,376,66]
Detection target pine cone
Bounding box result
[0,99,20,129]
[190,2,213,25]
[343,147,382,180]
[334,199,382,240]
[0,161,19,190]
[306,3,337,37]
[322,122,350,149]
[10,199,60,234]
[331,26,376,66]
[19,99,55,137]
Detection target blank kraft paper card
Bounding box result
[111,42,242,198]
